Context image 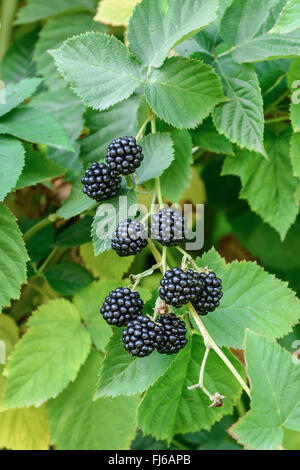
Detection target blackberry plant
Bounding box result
[159,268,203,307]
[106,136,144,175]
[81,162,122,201]
[122,315,162,357]
[100,287,144,326]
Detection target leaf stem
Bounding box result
[188,346,215,400]
[23,214,58,243]
[135,116,151,141]
[265,115,289,124]
[0,0,18,69]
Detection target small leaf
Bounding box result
[49,32,143,111]
[80,243,134,280]
[95,0,140,26]
[15,0,96,24]
[290,133,300,178]
[231,331,300,450]
[0,204,28,311]
[47,350,140,450]
[191,117,234,155]
[145,57,224,129]
[0,78,41,117]
[2,30,38,83]
[2,299,91,409]
[44,262,93,296]
[55,216,93,248]
[0,137,25,201]
[57,179,95,220]
[136,133,174,184]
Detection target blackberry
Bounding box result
[100,287,144,326]
[192,271,223,315]
[122,315,162,357]
[81,162,121,201]
[159,268,203,308]
[151,208,185,247]
[106,136,144,176]
[112,219,148,257]
[157,313,187,355]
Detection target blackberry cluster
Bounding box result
[100,287,144,326]
[112,219,148,257]
[122,315,162,357]
[159,268,203,308]
[151,208,186,247]
[81,162,121,201]
[106,136,144,176]
[157,313,187,355]
[192,271,223,315]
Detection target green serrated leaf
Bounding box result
[127,0,219,68]
[92,189,137,255]
[145,57,224,129]
[190,117,234,155]
[231,331,300,450]
[222,129,299,240]
[290,132,300,178]
[2,30,38,83]
[80,243,134,280]
[47,349,140,450]
[0,78,41,117]
[196,248,300,349]
[15,0,96,24]
[44,262,93,296]
[0,137,25,201]
[290,102,300,132]
[50,32,143,111]
[57,179,95,219]
[138,335,243,442]
[272,0,300,34]
[0,204,28,311]
[136,133,174,184]
[213,56,265,156]
[95,329,174,398]
[2,299,91,409]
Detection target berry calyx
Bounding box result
[159,268,203,308]
[157,313,187,355]
[106,136,144,176]
[151,208,186,247]
[112,219,148,257]
[100,287,144,326]
[81,162,121,201]
[192,271,223,315]
[122,315,162,357]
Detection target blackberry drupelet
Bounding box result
[81,162,121,201]
[151,208,186,247]
[100,287,144,326]
[157,313,187,355]
[122,315,162,357]
[112,219,148,257]
[192,271,223,315]
[106,136,144,176]
[159,268,203,308]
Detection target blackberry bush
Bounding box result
[106,136,144,175]
[159,268,203,308]
[192,271,223,315]
[112,219,148,257]
[81,162,122,201]
[100,287,144,326]
[151,208,186,246]
[157,313,188,355]
[122,315,162,357]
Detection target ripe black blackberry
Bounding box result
[122,315,162,357]
[192,271,223,315]
[151,208,186,247]
[106,136,144,176]
[81,162,121,201]
[159,268,203,308]
[100,287,144,326]
[157,313,187,355]
[112,219,148,257]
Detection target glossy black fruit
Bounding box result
[100,287,144,326]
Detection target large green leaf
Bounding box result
[95,329,174,398]
[272,0,300,34]
[34,13,106,90]
[160,129,193,203]
[290,133,300,178]
[138,335,243,441]
[231,331,300,450]
[0,137,25,201]
[50,32,143,111]
[213,56,265,156]
[196,249,300,349]
[191,117,234,155]
[92,189,137,255]
[136,133,174,184]
[80,96,139,164]
[0,107,73,152]
[57,179,95,219]
[15,0,96,24]
[2,31,38,83]
[222,129,299,240]
[47,350,140,450]
[44,262,93,296]
[145,57,224,129]
[0,204,28,311]
[220,0,300,63]
[127,0,219,68]
[0,78,41,117]
[2,299,91,409]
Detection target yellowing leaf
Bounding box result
[80,243,134,280]
[95,0,140,26]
